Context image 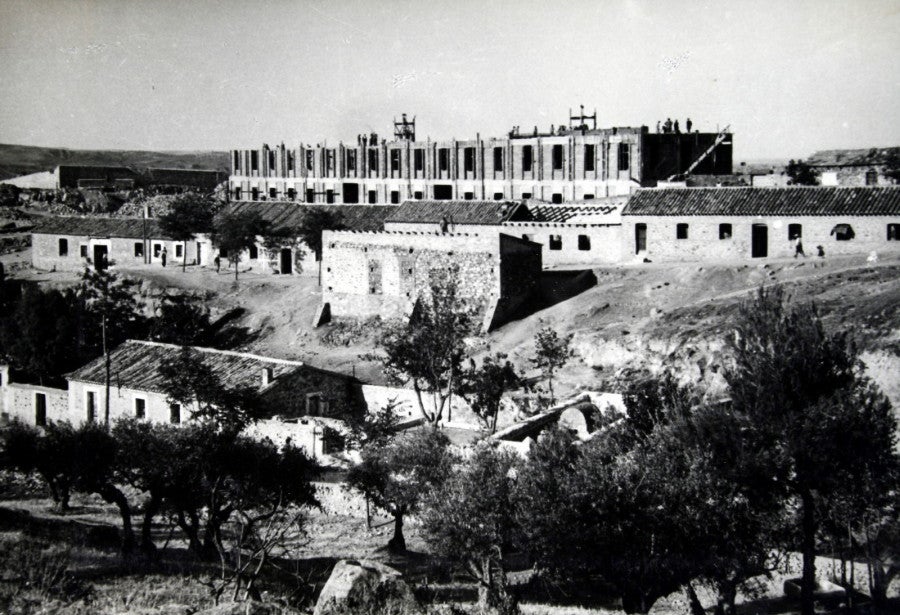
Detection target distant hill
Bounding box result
[0,143,230,181]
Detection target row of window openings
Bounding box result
[673,223,900,241]
[240,186,593,205]
[58,240,182,258]
[519,234,592,251]
[247,144,622,176]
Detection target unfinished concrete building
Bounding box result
[229,114,732,205]
[320,229,542,331]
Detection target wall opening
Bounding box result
[635,223,647,254]
[888,223,900,241]
[343,182,359,204]
[170,403,181,424]
[522,146,533,172]
[134,397,146,419]
[552,144,563,170]
[719,223,732,239]
[86,391,97,422]
[676,223,689,239]
[368,190,377,204]
[434,184,453,200]
[751,224,768,257]
[35,393,47,427]
[552,193,563,204]
[578,235,591,250]
[549,235,563,250]
[788,223,802,240]
[584,144,596,172]
[831,224,855,241]
[58,238,68,256]
[280,248,293,274]
[248,244,258,260]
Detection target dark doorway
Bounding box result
[433,184,453,200]
[751,224,768,258]
[93,245,109,270]
[196,242,202,265]
[342,182,359,204]
[280,248,293,274]
[635,223,647,254]
[86,391,96,422]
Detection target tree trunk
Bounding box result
[686,583,705,615]
[388,513,406,553]
[799,488,817,615]
[100,484,135,553]
[716,580,737,615]
[177,510,203,554]
[141,493,161,553]
[621,587,653,614]
[182,242,187,272]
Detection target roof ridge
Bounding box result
[125,339,306,367]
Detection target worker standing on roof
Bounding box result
[686,118,693,132]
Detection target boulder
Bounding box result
[313,559,414,615]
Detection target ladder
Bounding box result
[667,124,731,181]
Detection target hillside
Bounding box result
[0,143,230,181]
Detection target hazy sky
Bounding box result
[0,0,897,160]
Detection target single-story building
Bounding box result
[807,148,899,187]
[32,216,199,271]
[320,229,542,331]
[621,186,900,261]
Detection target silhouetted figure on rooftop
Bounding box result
[686,118,693,132]
[674,120,681,134]
[664,118,673,133]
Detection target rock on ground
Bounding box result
[313,558,414,615]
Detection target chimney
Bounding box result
[261,366,274,387]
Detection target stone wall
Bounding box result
[33,233,198,272]
[817,166,896,187]
[320,230,541,330]
[622,215,900,261]
[0,378,68,426]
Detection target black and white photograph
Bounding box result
[0,1,898,614]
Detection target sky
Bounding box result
[0,0,898,161]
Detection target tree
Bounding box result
[347,427,454,553]
[379,272,474,426]
[0,183,20,208]
[1,421,78,511]
[295,207,345,283]
[149,294,213,345]
[724,287,899,615]
[159,346,263,433]
[530,326,570,405]
[786,159,819,186]
[459,353,521,433]
[423,442,520,614]
[211,210,270,281]
[157,193,215,272]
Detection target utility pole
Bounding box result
[103,314,111,428]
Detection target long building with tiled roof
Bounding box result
[622,186,900,261]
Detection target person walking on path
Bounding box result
[214,254,221,273]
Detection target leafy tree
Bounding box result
[211,210,270,281]
[786,159,819,186]
[347,427,454,553]
[379,272,474,426]
[459,353,520,433]
[149,294,213,345]
[616,367,695,446]
[423,442,520,614]
[530,326,571,405]
[724,287,899,615]
[75,266,146,357]
[159,346,263,432]
[296,207,345,262]
[157,193,215,272]
[345,400,402,450]
[1,421,78,511]
[0,183,20,207]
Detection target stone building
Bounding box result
[320,229,542,331]
[200,201,397,275]
[32,216,199,271]
[229,122,732,205]
[807,148,899,187]
[383,199,625,267]
[621,186,900,261]
[0,366,68,428]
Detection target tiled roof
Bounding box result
[33,216,169,239]
[386,200,532,225]
[622,187,900,217]
[222,201,396,233]
[807,147,900,168]
[66,340,308,394]
[527,204,622,223]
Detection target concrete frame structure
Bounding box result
[229,124,732,205]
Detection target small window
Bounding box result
[390,150,401,173]
[269,187,277,199]
[286,188,296,200]
[306,188,315,203]
[268,150,275,169]
[170,403,181,424]
[494,192,504,200]
[584,144,596,172]
[522,146,533,172]
[35,393,47,427]
[368,150,379,172]
[522,192,532,199]
[464,147,476,173]
[552,144,563,170]
[80,245,88,258]
[676,223,689,240]
[578,235,591,250]
[493,147,503,171]
[583,194,594,200]
[368,190,378,204]
[250,151,259,171]
[865,169,878,186]
[390,191,400,204]
[888,223,900,241]
[234,187,242,200]
[153,244,162,258]
[414,191,423,199]
[549,235,563,250]
[326,189,334,204]
[58,238,68,256]
[438,148,450,172]
[347,150,357,172]
[175,244,183,258]
[831,224,855,241]
[788,223,802,240]
[86,391,96,422]
[414,149,424,172]
[464,192,474,200]
[719,223,732,240]
[251,187,259,201]
[249,244,258,260]
[134,398,146,419]
[552,193,563,204]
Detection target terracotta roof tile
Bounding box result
[386,200,531,225]
[222,202,396,233]
[33,216,169,239]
